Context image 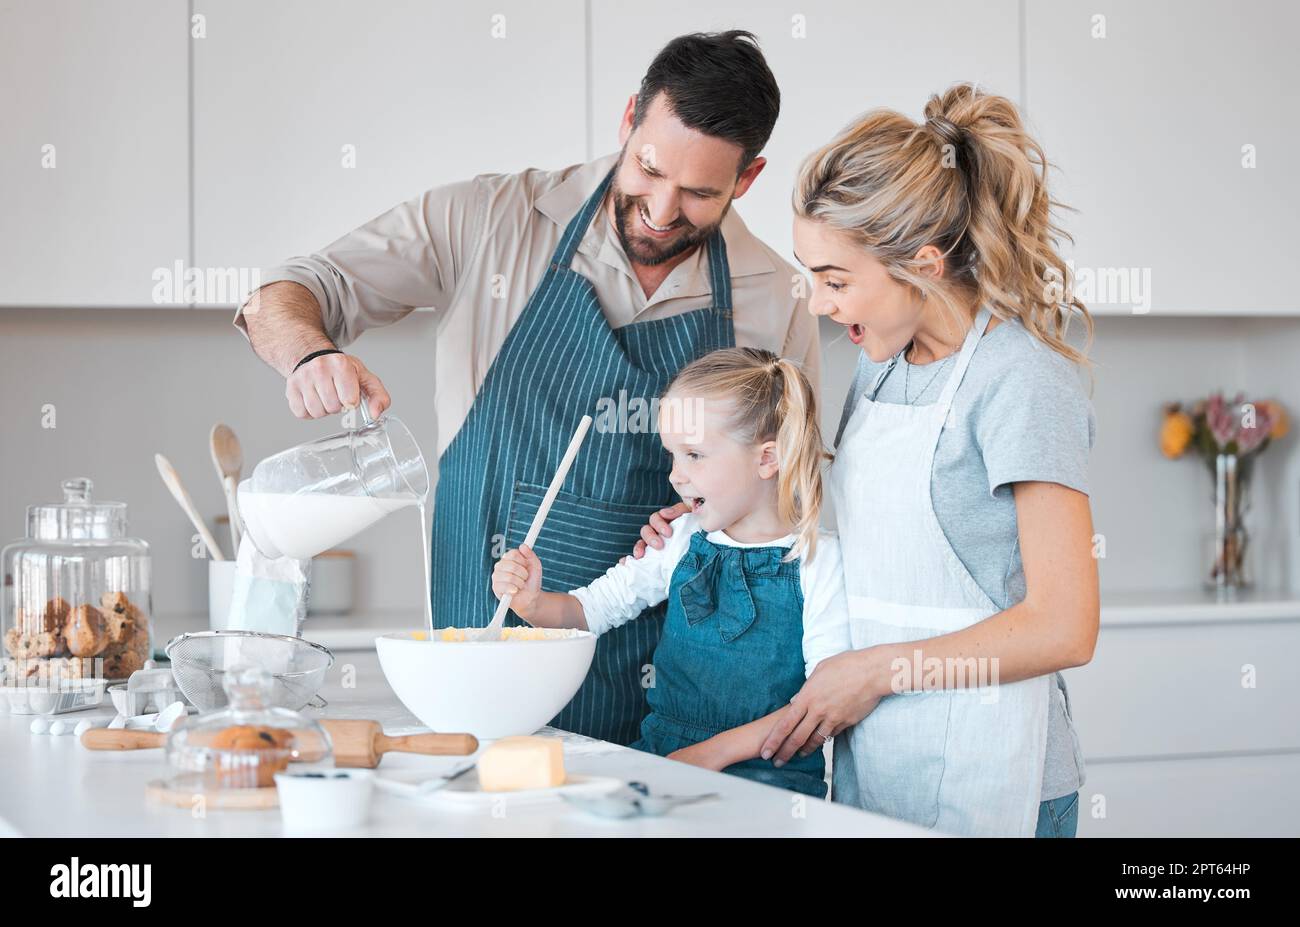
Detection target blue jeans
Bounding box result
[1035,791,1079,837]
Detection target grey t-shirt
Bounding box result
[836,316,1094,802]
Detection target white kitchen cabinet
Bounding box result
[191,0,587,306]
[1066,618,1300,758]
[1024,0,1300,315]
[1065,601,1300,836]
[1078,753,1300,837]
[590,0,1022,268]
[0,0,189,306]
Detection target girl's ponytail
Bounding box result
[773,357,828,562]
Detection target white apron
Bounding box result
[828,307,1049,837]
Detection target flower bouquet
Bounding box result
[1160,394,1289,588]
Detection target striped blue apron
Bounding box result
[429,169,735,744]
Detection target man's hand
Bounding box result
[286,352,391,420]
[628,502,691,561]
[240,281,393,421]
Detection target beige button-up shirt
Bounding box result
[234,151,817,457]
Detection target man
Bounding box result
[236,30,817,745]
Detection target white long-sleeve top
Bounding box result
[567,513,852,678]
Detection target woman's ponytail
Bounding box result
[794,81,1092,366]
[923,84,1091,364]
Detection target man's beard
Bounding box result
[611,185,727,267]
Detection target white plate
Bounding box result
[379,769,623,806]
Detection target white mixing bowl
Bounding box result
[376,630,597,739]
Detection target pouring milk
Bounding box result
[237,490,417,561]
[237,404,433,631]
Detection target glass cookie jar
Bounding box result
[2,478,152,710]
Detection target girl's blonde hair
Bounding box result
[664,347,829,561]
[793,82,1092,365]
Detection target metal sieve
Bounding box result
[164,630,334,711]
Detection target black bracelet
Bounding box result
[293,348,342,372]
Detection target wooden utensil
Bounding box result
[320,720,478,768]
[82,728,165,750]
[209,423,244,555]
[476,414,593,641]
[82,721,478,768]
[155,453,227,561]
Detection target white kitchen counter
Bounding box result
[0,651,929,837]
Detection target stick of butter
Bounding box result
[476,736,566,792]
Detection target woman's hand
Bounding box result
[668,740,731,772]
[760,649,887,766]
[626,502,691,562]
[491,545,543,618]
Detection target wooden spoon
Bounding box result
[476,414,593,641]
[155,453,226,561]
[209,424,244,555]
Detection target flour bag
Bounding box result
[222,534,312,637]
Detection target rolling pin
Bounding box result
[81,729,167,750]
[79,727,332,762]
[82,721,478,769]
[321,720,478,768]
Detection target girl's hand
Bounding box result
[491,545,543,618]
[760,649,885,766]
[668,740,730,772]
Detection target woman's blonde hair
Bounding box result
[793,82,1092,365]
[664,347,829,561]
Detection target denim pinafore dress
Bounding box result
[630,531,826,798]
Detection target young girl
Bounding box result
[491,347,850,798]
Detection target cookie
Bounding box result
[103,611,134,646]
[64,604,108,657]
[4,628,65,659]
[126,622,151,660]
[4,627,26,658]
[100,591,131,615]
[43,597,71,631]
[125,602,150,628]
[103,620,150,661]
[102,650,145,680]
[12,602,65,635]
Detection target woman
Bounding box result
[757,82,1100,837]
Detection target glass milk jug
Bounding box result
[238,403,430,561]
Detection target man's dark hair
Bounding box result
[632,30,780,172]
